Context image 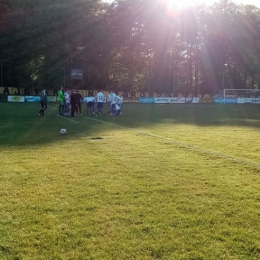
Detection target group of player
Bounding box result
[57,86,123,117]
[84,90,123,117]
[57,87,83,117]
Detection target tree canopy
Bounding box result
[1,0,260,95]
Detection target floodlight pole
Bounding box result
[148,56,151,96]
[222,70,228,103]
[198,71,201,97]
[223,72,227,104]
[222,71,226,91]
[148,68,150,95]
[222,64,228,92]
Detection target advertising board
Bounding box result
[251,98,260,104]
[154,97,185,103]
[48,96,57,102]
[237,98,252,104]
[25,96,40,102]
[185,98,200,103]
[200,97,214,104]
[123,97,139,103]
[24,96,56,102]
[214,98,237,104]
[71,69,83,80]
[8,96,25,102]
[139,97,155,103]
[237,98,260,104]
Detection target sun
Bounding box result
[164,0,206,9]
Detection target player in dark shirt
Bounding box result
[38,89,48,116]
[75,90,83,114]
[70,89,77,117]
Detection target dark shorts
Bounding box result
[97,102,104,109]
[87,101,93,108]
[111,104,116,111]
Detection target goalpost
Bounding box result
[224,89,260,104]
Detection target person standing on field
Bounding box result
[38,88,48,116]
[57,85,64,116]
[84,95,95,116]
[115,93,123,116]
[75,90,83,114]
[107,90,112,114]
[96,90,105,116]
[110,91,117,115]
[63,89,71,116]
[70,89,77,117]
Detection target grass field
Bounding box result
[1,102,260,260]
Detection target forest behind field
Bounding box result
[1,0,260,95]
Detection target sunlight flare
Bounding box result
[163,0,208,9]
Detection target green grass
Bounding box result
[1,102,260,260]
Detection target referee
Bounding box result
[75,90,83,114]
[38,88,48,116]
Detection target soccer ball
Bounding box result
[60,129,66,134]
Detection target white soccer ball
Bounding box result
[60,129,66,134]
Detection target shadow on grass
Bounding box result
[0,103,260,147]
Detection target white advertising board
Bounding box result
[186,98,200,103]
[237,98,260,104]
[237,98,252,104]
[154,97,186,104]
[251,98,260,104]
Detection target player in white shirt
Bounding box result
[110,91,117,115]
[115,94,123,116]
[116,95,123,106]
[96,90,105,116]
[107,91,112,114]
[63,89,71,116]
[84,96,95,116]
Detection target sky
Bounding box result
[103,0,260,9]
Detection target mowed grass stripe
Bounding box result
[86,116,260,170]
[1,103,260,259]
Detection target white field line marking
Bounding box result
[57,115,79,124]
[48,105,79,124]
[86,117,260,169]
[3,122,34,125]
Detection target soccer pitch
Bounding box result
[1,103,260,260]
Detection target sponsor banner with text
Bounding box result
[139,97,155,103]
[123,97,139,103]
[8,96,25,102]
[185,98,200,103]
[25,96,40,102]
[237,98,252,104]
[251,98,260,104]
[48,96,57,102]
[154,97,186,104]
[214,98,237,104]
[25,96,57,102]
[237,98,260,104]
